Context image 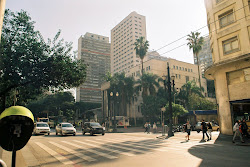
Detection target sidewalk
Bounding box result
[215,133,250,146]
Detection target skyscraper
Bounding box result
[76,33,110,103]
[111,11,146,75]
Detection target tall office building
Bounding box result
[111,11,146,74]
[195,36,213,74]
[76,33,111,103]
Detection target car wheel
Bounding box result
[48,133,50,136]
[56,132,58,135]
[197,130,200,133]
[102,133,105,136]
[82,131,85,135]
[90,131,93,136]
[73,133,76,136]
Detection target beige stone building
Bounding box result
[204,0,250,135]
[111,11,146,75]
[128,51,208,95]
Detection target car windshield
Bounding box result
[62,124,73,127]
[90,123,101,126]
[37,124,48,127]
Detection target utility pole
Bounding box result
[167,62,174,137]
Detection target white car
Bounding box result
[33,122,50,135]
[56,122,76,136]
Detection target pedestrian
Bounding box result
[184,121,191,140]
[232,120,245,143]
[144,122,148,133]
[201,119,209,141]
[153,122,157,133]
[147,122,151,134]
[207,122,212,140]
[241,119,249,138]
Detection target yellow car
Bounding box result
[211,123,220,131]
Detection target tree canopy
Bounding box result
[134,37,149,75]
[0,10,87,112]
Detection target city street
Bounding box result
[1,130,249,167]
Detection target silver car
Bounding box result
[33,122,50,135]
[56,122,76,136]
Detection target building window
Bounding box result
[173,65,175,69]
[179,74,181,79]
[185,76,189,83]
[176,66,178,70]
[219,9,234,28]
[148,66,150,70]
[175,74,178,78]
[185,68,187,71]
[223,36,239,55]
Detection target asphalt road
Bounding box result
[1,131,249,167]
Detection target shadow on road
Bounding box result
[188,133,250,167]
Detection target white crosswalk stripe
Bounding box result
[31,135,217,166]
[62,141,118,159]
[49,141,96,162]
[35,142,74,165]
[75,140,135,156]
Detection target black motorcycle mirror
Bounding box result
[0,106,34,167]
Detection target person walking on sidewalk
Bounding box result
[232,120,245,143]
[201,120,209,141]
[184,121,191,140]
[153,122,157,133]
[241,119,249,138]
[144,122,148,133]
[147,122,151,134]
[207,122,212,140]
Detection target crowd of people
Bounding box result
[232,119,249,143]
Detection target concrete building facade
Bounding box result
[111,11,146,75]
[204,0,250,135]
[76,33,110,103]
[195,36,213,75]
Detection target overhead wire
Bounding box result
[155,3,250,52]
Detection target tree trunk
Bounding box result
[141,59,144,75]
[196,53,202,92]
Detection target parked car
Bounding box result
[56,122,76,136]
[33,122,50,135]
[212,123,220,131]
[82,122,105,136]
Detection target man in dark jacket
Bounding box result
[201,120,209,141]
[241,119,249,138]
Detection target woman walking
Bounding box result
[185,121,191,140]
[232,120,244,143]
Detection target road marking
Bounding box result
[94,138,146,154]
[49,141,96,162]
[75,140,135,157]
[35,142,74,165]
[62,141,117,159]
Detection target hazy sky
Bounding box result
[5,0,209,64]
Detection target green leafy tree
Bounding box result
[187,32,204,91]
[0,10,87,112]
[164,103,188,124]
[134,37,149,75]
[176,80,204,110]
[141,95,162,123]
[188,94,216,110]
[109,73,135,116]
[207,79,216,98]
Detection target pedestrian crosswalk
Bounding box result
[24,135,217,166]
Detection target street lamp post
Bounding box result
[167,63,174,137]
[110,91,119,132]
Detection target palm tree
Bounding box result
[134,37,149,75]
[110,73,135,116]
[135,73,160,97]
[187,32,204,91]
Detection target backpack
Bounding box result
[233,124,237,132]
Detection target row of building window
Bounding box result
[113,15,142,33]
[173,65,193,72]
